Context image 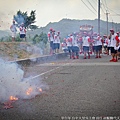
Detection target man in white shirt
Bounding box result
[109,29,119,62]
[10,20,17,42]
[82,32,91,59]
[48,28,54,54]
[72,33,79,59]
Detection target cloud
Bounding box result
[0,0,120,30]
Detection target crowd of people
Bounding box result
[48,28,120,62]
[10,22,120,62]
[48,28,61,54]
[10,20,26,42]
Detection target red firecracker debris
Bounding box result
[3,101,14,109]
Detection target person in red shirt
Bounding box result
[116,32,120,60]
[19,23,26,41]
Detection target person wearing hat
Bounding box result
[109,29,119,62]
[10,20,17,42]
[19,23,26,41]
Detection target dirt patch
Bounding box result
[0,42,45,61]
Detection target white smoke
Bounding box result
[0,58,48,102]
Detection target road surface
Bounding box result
[0,55,120,120]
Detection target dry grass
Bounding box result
[0,42,37,61]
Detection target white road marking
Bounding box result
[29,67,60,80]
[29,62,73,80]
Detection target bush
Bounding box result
[32,32,48,45]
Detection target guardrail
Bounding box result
[10,52,68,66]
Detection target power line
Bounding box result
[101,0,107,11]
[108,7,120,16]
[101,4,105,13]
[104,0,108,10]
[101,0,115,31]
[81,0,96,15]
[87,0,97,12]
[101,0,113,23]
[100,0,110,20]
[104,1,120,16]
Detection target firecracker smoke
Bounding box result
[0,58,48,102]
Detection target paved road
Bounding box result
[0,55,120,120]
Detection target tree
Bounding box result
[14,10,38,30]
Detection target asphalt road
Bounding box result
[0,55,120,120]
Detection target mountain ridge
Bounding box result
[0,18,120,39]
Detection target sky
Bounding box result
[0,0,120,30]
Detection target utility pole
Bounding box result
[105,10,110,37]
[98,0,100,35]
[116,23,117,32]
